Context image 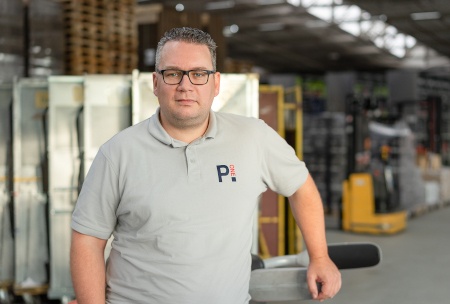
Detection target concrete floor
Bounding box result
[3,207,449,304]
[314,205,450,304]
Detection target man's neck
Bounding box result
[167,127,207,144]
[160,116,209,144]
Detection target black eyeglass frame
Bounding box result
[156,69,216,85]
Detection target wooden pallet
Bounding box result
[61,0,105,9]
[62,0,137,75]
[107,43,138,54]
[65,22,106,35]
[408,204,429,218]
[408,201,447,218]
[66,38,108,51]
[64,15,106,28]
[13,284,48,296]
[0,280,13,289]
[66,64,102,75]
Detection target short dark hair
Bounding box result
[155,27,217,71]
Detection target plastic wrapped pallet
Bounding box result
[424,181,440,206]
[394,121,426,212]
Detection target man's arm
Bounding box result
[70,230,108,304]
[288,174,341,301]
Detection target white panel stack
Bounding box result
[0,84,14,288]
[47,76,84,300]
[12,78,49,292]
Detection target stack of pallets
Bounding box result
[63,0,137,75]
[105,0,138,73]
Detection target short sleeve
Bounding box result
[71,148,120,240]
[259,121,309,197]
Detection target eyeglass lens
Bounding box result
[162,70,212,85]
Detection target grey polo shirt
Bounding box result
[71,108,309,304]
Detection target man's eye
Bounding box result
[168,73,179,77]
[192,71,207,77]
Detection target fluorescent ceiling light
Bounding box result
[287,0,300,6]
[410,11,441,21]
[223,24,239,37]
[175,4,184,12]
[302,1,417,58]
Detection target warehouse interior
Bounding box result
[1,0,450,303]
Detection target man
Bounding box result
[70,27,341,304]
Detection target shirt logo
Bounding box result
[217,165,237,182]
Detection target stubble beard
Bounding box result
[163,107,210,130]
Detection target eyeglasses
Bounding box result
[156,69,216,85]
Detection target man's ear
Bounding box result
[153,72,158,97]
[214,72,221,97]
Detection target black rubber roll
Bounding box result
[251,254,265,271]
[328,243,382,269]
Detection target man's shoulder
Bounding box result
[101,118,149,152]
[215,111,264,127]
[214,112,270,143]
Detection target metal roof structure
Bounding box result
[138,0,450,77]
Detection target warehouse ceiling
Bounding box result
[345,0,450,77]
[137,0,450,76]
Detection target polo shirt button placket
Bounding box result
[186,145,201,181]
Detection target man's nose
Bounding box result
[178,74,192,86]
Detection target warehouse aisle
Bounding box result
[320,206,450,304]
[5,207,449,304]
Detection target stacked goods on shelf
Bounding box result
[414,149,450,216]
[400,74,450,213]
[443,100,450,165]
[394,122,426,214]
[418,77,450,210]
[63,0,138,75]
[303,112,347,214]
[417,152,446,209]
[414,75,450,166]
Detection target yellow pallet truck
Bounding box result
[341,96,407,235]
[342,172,407,234]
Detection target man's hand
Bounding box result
[307,256,341,301]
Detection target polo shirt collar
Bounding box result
[204,109,217,139]
[148,107,217,147]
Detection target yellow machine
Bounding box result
[342,173,407,234]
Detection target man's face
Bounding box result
[153,41,220,130]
